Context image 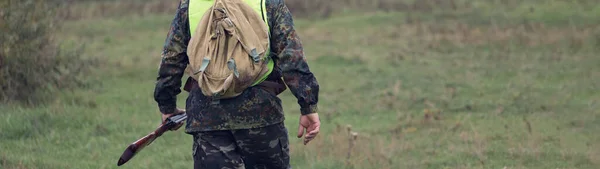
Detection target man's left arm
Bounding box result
[268,0,319,116]
[268,0,320,145]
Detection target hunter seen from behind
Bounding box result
[1,0,599,168]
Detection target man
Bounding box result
[153,0,321,168]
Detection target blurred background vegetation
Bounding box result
[0,0,94,104]
[1,0,599,169]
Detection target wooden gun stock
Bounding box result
[117,113,187,166]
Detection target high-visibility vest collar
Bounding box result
[188,0,269,37]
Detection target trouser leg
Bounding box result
[191,122,291,169]
[192,131,245,169]
[232,122,291,169]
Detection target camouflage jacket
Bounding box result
[153,0,319,132]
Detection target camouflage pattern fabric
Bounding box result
[153,0,320,132]
[192,122,291,169]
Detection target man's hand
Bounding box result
[297,113,320,145]
[161,108,186,131]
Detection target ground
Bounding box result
[1,1,600,169]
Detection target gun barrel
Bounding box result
[169,113,187,123]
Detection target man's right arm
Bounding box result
[154,0,190,115]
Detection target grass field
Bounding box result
[1,0,600,169]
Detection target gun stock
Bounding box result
[117,113,187,166]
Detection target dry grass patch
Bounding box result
[58,0,178,20]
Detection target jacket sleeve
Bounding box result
[153,0,190,114]
[269,0,320,115]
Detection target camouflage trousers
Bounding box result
[191,122,291,169]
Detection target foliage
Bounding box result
[0,0,96,104]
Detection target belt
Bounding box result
[183,77,286,96]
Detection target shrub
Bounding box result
[0,0,96,104]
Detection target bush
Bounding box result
[0,0,96,104]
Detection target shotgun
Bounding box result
[116,113,187,166]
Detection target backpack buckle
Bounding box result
[194,57,211,75]
[250,48,260,63]
[210,93,221,105]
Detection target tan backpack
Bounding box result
[185,0,271,99]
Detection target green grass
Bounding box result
[2,0,600,169]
